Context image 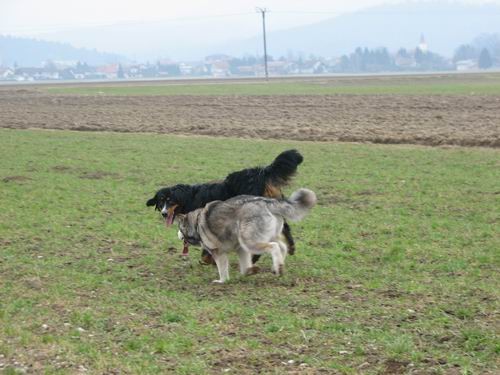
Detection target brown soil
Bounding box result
[2,175,32,183]
[1,88,498,147]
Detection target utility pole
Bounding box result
[256,7,269,81]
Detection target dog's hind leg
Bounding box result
[268,242,285,276]
[283,221,296,255]
[278,240,288,260]
[252,221,290,265]
[250,233,287,264]
[212,252,230,283]
[246,242,284,276]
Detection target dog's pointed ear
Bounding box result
[177,213,186,221]
[146,197,157,207]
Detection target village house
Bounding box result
[14,67,60,81]
[179,63,193,75]
[210,61,231,77]
[395,55,417,68]
[298,60,327,75]
[190,63,211,76]
[204,54,232,77]
[267,60,289,75]
[96,64,119,79]
[0,67,15,80]
[455,59,478,71]
[235,65,257,76]
[205,54,232,64]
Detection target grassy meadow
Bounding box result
[0,128,498,374]
[45,73,500,96]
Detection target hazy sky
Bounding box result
[2,0,496,35]
[2,0,499,61]
[1,0,379,34]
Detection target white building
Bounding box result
[456,59,478,71]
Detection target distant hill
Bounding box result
[219,2,500,58]
[0,35,125,66]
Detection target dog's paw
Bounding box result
[245,266,260,276]
[212,279,225,284]
[273,264,285,276]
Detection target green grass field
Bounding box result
[46,73,500,96]
[1,129,499,374]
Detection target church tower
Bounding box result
[418,34,428,53]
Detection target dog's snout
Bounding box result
[160,204,168,217]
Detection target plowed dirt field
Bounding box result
[1,84,498,147]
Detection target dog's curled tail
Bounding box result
[266,149,304,186]
[270,188,317,222]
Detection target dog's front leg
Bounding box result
[212,251,229,283]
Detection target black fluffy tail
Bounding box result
[265,149,303,186]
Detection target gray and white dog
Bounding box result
[177,188,316,283]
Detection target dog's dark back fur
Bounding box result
[146,149,303,214]
[224,149,304,197]
[163,183,231,213]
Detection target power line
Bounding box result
[4,8,499,34]
[2,12,256,34]
[272,9,500,15]
[271,11,343,15]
